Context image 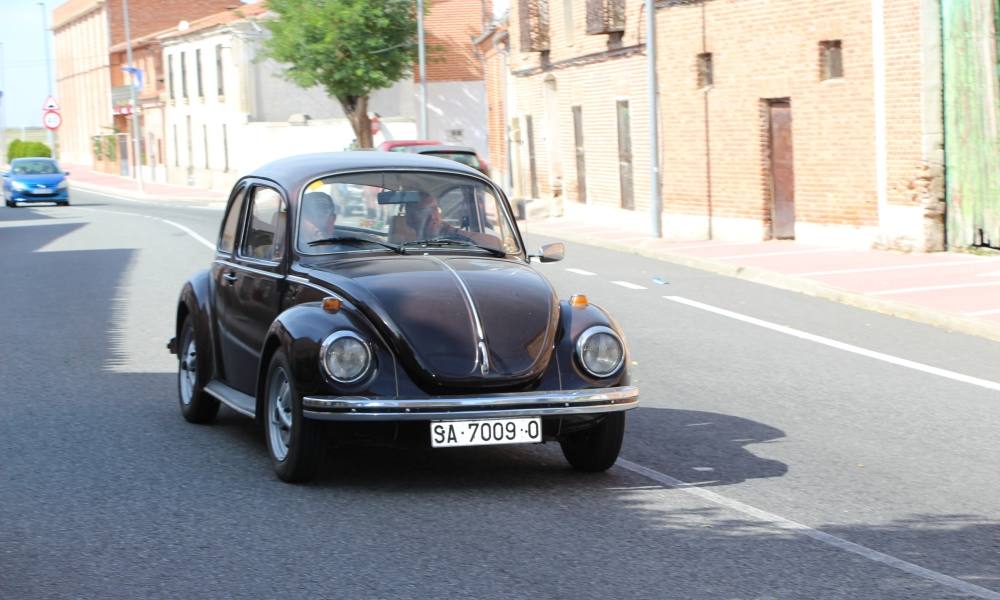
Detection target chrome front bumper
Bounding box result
[302,386,639,421]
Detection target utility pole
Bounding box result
[646,0,662,237]
[122,0,144,191]
[417,0,427,139]
[38,3,55,156]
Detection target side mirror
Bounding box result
[529,242,564,263]
[64,171,70,176]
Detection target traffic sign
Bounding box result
[42,110,62,130]
[43,96,61,111]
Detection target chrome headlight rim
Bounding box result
[575,325,625,378]
[319,330,374,384]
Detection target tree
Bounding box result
[262,0,419,148]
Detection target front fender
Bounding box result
[257,303,398,413]
[555,300,631,390]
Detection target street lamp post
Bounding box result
[122,0,144,191]
[417,0,427,139]
[37,3,55,156]
[646,0,662,238]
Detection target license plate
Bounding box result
[431,417,541,448]
[33,189,54,195]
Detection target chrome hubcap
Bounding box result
[179,336,197,406]
[267,367,293,462]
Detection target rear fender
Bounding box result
[174,269,218,378]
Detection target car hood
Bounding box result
[300,255,560,390]
[10,173,65,186]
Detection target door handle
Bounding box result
[222,271,238,284]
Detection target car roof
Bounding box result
[247,151,487,200]
[412,145,478,154]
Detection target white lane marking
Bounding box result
[612,280,647,290]
[71,186,225,211]
[664,295,1000,392]
[68,206,215,251]
[869,281,1000,296]
[0,219,90,228]
[795,258,1000,276]
[565,268,597,276]
[965,308,1000,317]
[616,459,1000,600]
[715,248,854,260]
[159,218,215,250]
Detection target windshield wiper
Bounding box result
[400,237,506,257]
[307,236,402,254]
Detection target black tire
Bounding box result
[6,200,16,208]
[59,201,70,207]
[559,412,626,472]
[177,316,220,424]
[264,350,323,483]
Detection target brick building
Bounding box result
[486,0,948,250]
[52,0,237,170]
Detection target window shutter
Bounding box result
[519,0,550,52]
[586,0,625,35]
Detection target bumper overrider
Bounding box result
[302,386,639,421]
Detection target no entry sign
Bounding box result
[42,110,62,130]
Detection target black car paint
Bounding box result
[174,152,628,429]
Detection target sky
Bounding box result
[0,0,62,129]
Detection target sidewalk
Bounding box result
[521,214,1000,342]
[62,162,226,205]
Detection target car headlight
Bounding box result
[57,180,68,189]
[320,331,373,383]
[11,181,27,191]
[576,326,625,377]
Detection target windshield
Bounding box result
[296,171,520,256]
[12,160,59,175]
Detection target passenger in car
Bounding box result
[300,191,338,245]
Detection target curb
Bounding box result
[69,179,226,205]
[525,223,1000,344]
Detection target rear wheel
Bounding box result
[560,412,626,472]
[265,350,323,483]
[177,316,220,423]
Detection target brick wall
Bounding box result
[497,0,928,243]
[105,0,235,47]
[421,0,491,82]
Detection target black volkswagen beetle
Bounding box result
[169,152,638,482]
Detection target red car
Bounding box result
[378,140,490,177]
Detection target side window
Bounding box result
[240,187,286,262]
[218,185,247,253]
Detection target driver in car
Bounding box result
[300,191,338,245]
[405,193,502,250]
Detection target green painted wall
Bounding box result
[943,0,1000,248]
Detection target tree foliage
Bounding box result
[7,140,52,160]
[262,0,419,148]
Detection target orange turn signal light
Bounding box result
[322,297,342,312]
[569,294,589,308]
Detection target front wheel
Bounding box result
[265,350,324,483]
[559,412,626,472]
[177,316,220,423]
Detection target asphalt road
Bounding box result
[1,188,998,599]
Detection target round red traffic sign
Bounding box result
[42,109,62,131]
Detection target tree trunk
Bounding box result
[340,95,373,149]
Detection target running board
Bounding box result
[204,380,256,417]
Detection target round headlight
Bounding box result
[320,331,372,383]
[576,326,625,377]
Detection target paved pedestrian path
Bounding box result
[522,214,1000,340]
[61,162,226,204]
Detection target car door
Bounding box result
[214,183,288,394]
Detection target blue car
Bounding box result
[3,157,70,207]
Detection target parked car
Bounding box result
[168,151,638,483]
[377,139,491,177]
[2,157,70,207]
[410,145,490,177]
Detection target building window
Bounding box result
[586,0,625,35]
[203,124,209,169]
[168,55,175,100]
[697,53,714,88]
[563,0,574,45]
[820,40,843,80]
[180,52,188,98]
[196,49,203,97]
[518,0,550,52]
[215,45,224,96]
[173,124,179,167]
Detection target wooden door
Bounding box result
[572,105,586,203]
[768,100,795,239]
[616,100,634,210]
